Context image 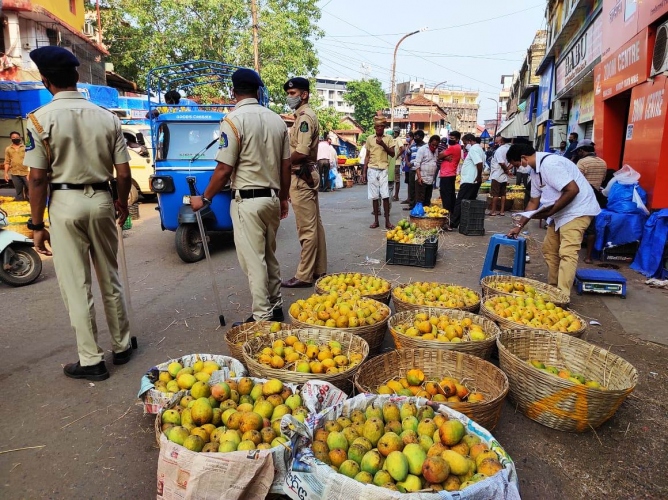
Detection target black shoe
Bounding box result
[232,316,255,328]
[272,308,285,322]
[63,361,110,381]
[112,346,133,366]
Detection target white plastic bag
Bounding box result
[335,172,344,189]
[602,164,641,196]
[632,186,650,215]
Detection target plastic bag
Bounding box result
[410,202,425,217]
[328,168,337,181]
[334,172,344,189]
[607,182,649,215]
[602,164,641,196]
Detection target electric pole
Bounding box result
[251,0,260,73]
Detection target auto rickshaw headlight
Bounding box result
[150,176,174,193]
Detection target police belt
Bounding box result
[51,182,110,191]
[235,188,277,199]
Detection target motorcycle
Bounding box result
[0,208,42,286]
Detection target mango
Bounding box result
[397,474,422,493]
[417,418,437,437]
[362,417,384,446]
[478,458,503,476]
[385,450,409,482]
[399,402,417,420]
[354,471,374,484]
[443,474,461,491]
[191,398,213,426]
[441,450,470,476]
[439,419,465,446]
[422,456,450,484]
[347,444,367,465]
[167,426,189,446]
[162,409,181,426]
[249,383,264,402]
[402,443,426,475]
[218,440,238,453]
[418,434,434,452]
[402,416,419,433]
[360,449,384,475]
[382,402,400,422]
[377,432,403,456]
[352,437,373,453]
[327,431,349,452]
[339,459,361,479]
[475,450,499,468]
[373,470,393,486]
[237,440,256,451]
[191,381,211,399]
[253,400,274,419]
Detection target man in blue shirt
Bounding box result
[563,132,579,161]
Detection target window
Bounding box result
[337,101,343,108]
[453,98,459,104]
[328,101,334,107]
[328,90,334,98]
[70,0,76,14]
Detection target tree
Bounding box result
[342,79,389,133]
[100,0,322,103]
[315,106,344,136]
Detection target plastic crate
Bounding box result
[459,199,486,236]
[386,236,438,268]
[602,242,639,262]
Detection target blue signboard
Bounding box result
[536,61,554,125]
[523,91,535,125]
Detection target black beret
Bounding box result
[29,46,80,72]
[231,68,264,89]
[283,77,310,91]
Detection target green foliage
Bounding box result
[315,106,344,136]
[342,79,389,133]
[101,0,323,103]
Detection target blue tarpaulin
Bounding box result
[630,209,668,278]
[594,210,647,251]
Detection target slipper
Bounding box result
[369,222,380,229]
[444,226,454,232]
[499,213,506,216]
[385,223,395,230]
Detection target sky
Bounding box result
[314,0,548,126]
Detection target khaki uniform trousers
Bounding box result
[289,170,327,283]
[542,215,593,297]
[231,193,282,320]
[49,188,130,366]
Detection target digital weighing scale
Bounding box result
[574,269,627,298]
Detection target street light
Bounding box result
[486,97,500,139]
[390,27,428,130]
[428,80,447,134]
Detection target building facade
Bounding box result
[594,0,668,208]
[314,76,355,115]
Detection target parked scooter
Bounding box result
[0,208,42,286]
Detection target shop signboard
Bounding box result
[638,0,668,30]
[569,94,582,132]
[523,91,535,125]
[536,62,554,124]
[602,0,639,61]
[556,15,603,95]
[579,90,596,123]
[601,28,650,99]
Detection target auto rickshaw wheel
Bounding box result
[175,224,205,263]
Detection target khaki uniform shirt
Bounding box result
[576,155,608,190]
[4,144,28,176]
[289,103,319,163]
[365,135,396,170]
[215,98,290,191]
[24,91,130,182]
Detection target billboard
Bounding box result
[601,28,651,99]
[601,0,639,61]
[556,15,603,95]
[536,62,554,125]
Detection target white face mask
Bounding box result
[465,144,472,151]
[287,95,302,110]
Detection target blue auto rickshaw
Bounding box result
[146,61,268,262]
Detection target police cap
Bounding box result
[29,46,80,73]
[231,68,264,90]
[284,77,310,92]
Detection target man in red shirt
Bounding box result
[438,130,462,229]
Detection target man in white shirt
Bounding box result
[450,133,484,228]
[317,137,334,192]
[489,136,511,216]
[415,135,440,206]
[506,144,601,296]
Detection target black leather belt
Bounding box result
[235,188,276,199]
[51,182,110,191]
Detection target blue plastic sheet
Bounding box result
[606,182,647,214]
[594,210,647,251]
[630,209,668,278]
[410,202,425,217]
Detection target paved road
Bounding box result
[1,186,666,499]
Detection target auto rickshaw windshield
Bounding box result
[157,122,221,161]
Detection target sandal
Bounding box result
[487,212,498,216]
[499,213,506,216]
[369,222,380,229]
[385,223,395,230]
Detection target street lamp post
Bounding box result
[390,27,428,130]
[428,80,447,135]
[486,97,500,138]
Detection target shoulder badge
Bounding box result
[25,130,35,152]
[219,132,228,149]
[299,121,309,133]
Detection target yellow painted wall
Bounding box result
[31,0,85,30]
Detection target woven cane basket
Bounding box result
[315,272,392,304]
[388,308,501,360]
[497,329,638,432]
[353,349,509,430]
[481,297,587,338]
[392,282,481,313]
[409,215,450,230]
[225,321,293,367]
[243,328,369,392]
[289,298,390,356]
[481,275,570,308]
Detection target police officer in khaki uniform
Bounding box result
[281,77,327,288]
[24,47,133,381]
[190,69,291,325]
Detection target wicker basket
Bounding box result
[409,215,450,230]
[243,328,369,392]
[481,297,587,338]
[388,308,501,359]
[392,282,481,313]
[481,275,570,307]
[315,273,392,304]
[289,299,390,356]
[225,321,293,367]
[353,349,509,430]
[497,329,638,432]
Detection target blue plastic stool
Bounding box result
[480,234,526,281]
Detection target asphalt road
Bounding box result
[1,185,666,499]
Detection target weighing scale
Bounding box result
[574,269,627,298]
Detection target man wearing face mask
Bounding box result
[24,46,133,381]
[563,132,579,161]
[450,133,484,229]
[4,131,28,200]
[438,130,462,219]
[415,135,440,206]
[282,77,327,288]
[403,130,425,210]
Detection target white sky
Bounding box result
[315,0,547,126]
